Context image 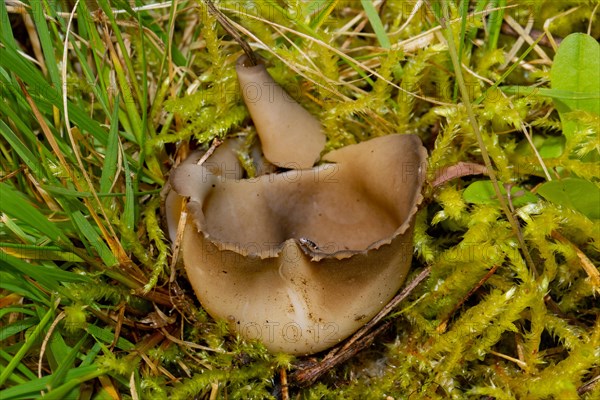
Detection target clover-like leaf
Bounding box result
[537,178,600,220]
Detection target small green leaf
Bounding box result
[463,180,538,208]
[538,136,565,159]
[550,33,600,138]
[537,178,600,220]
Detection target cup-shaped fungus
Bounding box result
[165,56,427,355]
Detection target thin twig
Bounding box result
[439,1,539,277]
[280,368,289,400]
[38,311,65,378]
[196,138,223,165]
[204,0,258,66]
[437,264,501,333]
[160,327,228,353]
[578,373,600,396]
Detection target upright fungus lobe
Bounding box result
[235,55,325,169]
[165,56,427,355]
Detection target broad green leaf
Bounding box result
[550,33,600,138]
[515,135,566,159]
[463,180,538,208]
[537,178,600,220]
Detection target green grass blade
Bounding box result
[0,46,107,145]
[0,271,48,305]
[0,303,56,387]
[500,86,600,100]
[474,32,544,105]
[360,0,390,49]
[80,342,103,367]
[74,0,111,114]
[1,252,90,288]
[487,0,506,51]
[0,0,17,49]
[0,307,36,319]
[0,365,104,400]
[28,0,61,89]
[39,368,106,400]
[0,119,43,177]
[47,334,89,390]
[99,101,121,197]
[0,349,37,380]
[85,324,135,351]
[70,211,119,267]
[454,0,470,100]
[0,183,70,245]
[0,317,37,342]
[121,141,135,230]
[308,0,339,30]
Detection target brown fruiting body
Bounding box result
[165,56,427,355]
